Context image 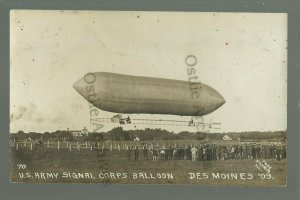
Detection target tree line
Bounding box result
[10,127,286,142]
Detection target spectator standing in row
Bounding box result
[134,146,139,160]
[191,146,197,161]
[152,148,159,162]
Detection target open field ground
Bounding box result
[10,146,286,186]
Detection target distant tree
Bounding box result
[86,132,104,141]
[13,130,26,140]
[195,132,207,140]
[27,132,42,140]
[178,131,192,139]
[107,127,124,141]
[17,130,25,135]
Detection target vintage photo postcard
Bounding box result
[10,10,287,186]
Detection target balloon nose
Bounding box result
[73,79,80,91]
[207,86,225,112]
[73,77,86,97]
[216,92,226,108]
[72,81,79,91]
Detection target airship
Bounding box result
[73,72,225,116]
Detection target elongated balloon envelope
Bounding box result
[73,72,225,116]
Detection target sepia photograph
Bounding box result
[9,10,287,186]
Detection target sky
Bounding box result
[10,10,287,133]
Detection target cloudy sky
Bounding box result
[10,10,287,133]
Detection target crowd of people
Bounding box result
[11,138,286,162]
[126,143,286,162]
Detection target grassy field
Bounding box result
[10,147,286,186]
